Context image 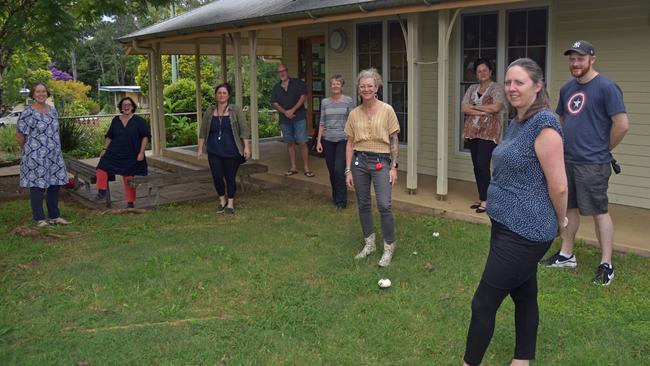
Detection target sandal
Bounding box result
[304,171,315,178]
[470,202,481,209]
[285,170,298,176]
[475,206,487,213]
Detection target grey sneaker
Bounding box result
[355,233,376,259]
[216,204,225,213]
[49,217,71,225]
[36,220,49,228]
[378,241,396,267]
[225,207,235,215]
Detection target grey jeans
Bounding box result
[351,151,395,244]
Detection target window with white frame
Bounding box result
[357,20,409,143]
[457,7,548,153]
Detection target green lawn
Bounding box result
[0,188,649,365]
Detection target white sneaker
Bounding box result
[378,241,396,267]
[36,220,49,228]
[354,233,376,259]
[49,217,71,225]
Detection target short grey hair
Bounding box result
[330,74,345,86]
[356,68,383,88]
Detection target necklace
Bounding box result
[216,104,228,141]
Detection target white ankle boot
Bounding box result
[378,241,396,267]
[355,233,376,259]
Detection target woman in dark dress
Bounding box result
[197,83,250,214]
[95,97,151,208]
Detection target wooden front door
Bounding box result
[298,36,325,137]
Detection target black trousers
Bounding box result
[468,138,496,202]
[29,186,61,221]
[464,220,552,365]
[207,154,242,199]
[322,139,347,205]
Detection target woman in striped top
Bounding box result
[316,75,355,210]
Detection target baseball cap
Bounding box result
[564,40,595,56]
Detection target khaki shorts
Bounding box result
[566,163,611,216]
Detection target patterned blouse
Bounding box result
[462,82,506,143]
[17,106,68,188]
[344,101,400,154]
[487,110,563,242]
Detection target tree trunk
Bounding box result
[70,48,78,81]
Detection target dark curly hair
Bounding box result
[117,96,137,113]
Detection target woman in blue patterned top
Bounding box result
[16,83,70,227]
[462,59,568,366]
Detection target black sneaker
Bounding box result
[592,263,614,286]
[224,207,235,215]
[126,202,135,209]
[542,251,577,268]
[216,204,225,213]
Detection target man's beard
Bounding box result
[571,64,591,79]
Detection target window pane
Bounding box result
[358,57,369,72]
[463,15,480,48]
[389,22,406,52]
[508,47,526,64]
[389,83,406,113]
[369,24,383,52]
[527,46,546,74]
[481,48,497,79]
[508,11,527,47]
[370,52,383,71]
[390,53,405,81]
[463,49,480,82]
[527,10,547,46]
[357,25,369,53]
[480,13,498,48]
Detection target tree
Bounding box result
[0,0,174,111]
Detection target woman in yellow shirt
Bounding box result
[344,68,400,267]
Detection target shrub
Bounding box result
[0,126,20,155]
[65,123,106,159]
[163,79,215,113]
[58,117,85,152]
[63,101,90,117]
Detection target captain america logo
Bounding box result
[566,91,587,115]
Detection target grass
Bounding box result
[0,188,649,365]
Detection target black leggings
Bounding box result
[468,138,496,202]
[207,154,242,199]
[464,277,539,365]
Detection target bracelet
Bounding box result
[344,169,352,176]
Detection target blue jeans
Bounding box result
[351,151,395,243]
[280,119,308,144]
[323,139,347,205]
[29,186,61,221]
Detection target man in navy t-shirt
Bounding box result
[543,40,629,286]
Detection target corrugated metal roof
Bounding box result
[119,0,432,42]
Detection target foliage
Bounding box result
[50,63,73,81]
[0,126,20,155]
[1,190,650,364]
[163,79,215,113]
[137,55,217,96]
[247,109,281,138]
[0,46,52,106]
[163,96,197,147]
[0,0,175,110]
[58,117,86,152]
[65,122,107,159]
[48,80,98,116]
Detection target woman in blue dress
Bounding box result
[95,97,151,208]
[16,83,70,227]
